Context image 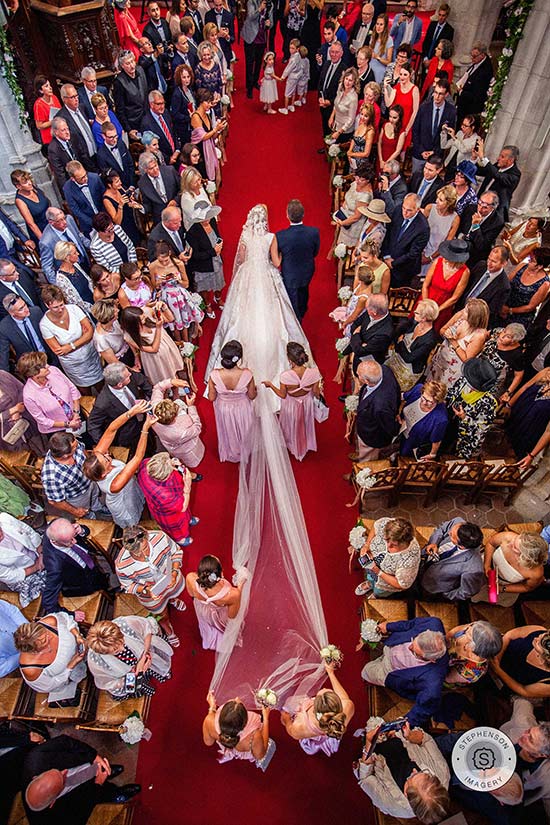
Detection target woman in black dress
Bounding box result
[11,169,51,245]
[102,170,143,247]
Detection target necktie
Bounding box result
[154,60,168,94]
[397,218,410,239]
[12,281,32,304]
[437,544,460,562]
[171,230,183,253]
[429,24,442,58]
[432,106,442,138]
[152,175,166,201]
[468,271,491,299]
[80,185,98,213]
[417,178,430,200]
[158,115,175,152]
[71,542,95,569]
[323,63,336,95]
[112,146,123,168]
[123,387,136,408]
[22,318,44,351]
[64,141,75,160]
[73,109,96,156]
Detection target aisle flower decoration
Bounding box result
[226,70,234,81]
[356,467,376,489]
[360,619,382,649]
[333,174,344,188]
[119,711,151,745]
[344,394,358,413]
[320,643,343,667]
[328,144,341,158]
[205,180,217,194]
[256,687,278,708]
[181,342,198,359]
[334,243,347,259]
[335,337,350,358]
[220,94,230,106]
[349,524,366,550]
[338,285,352,303]
[189,292,206,310]
[324,135,336,146]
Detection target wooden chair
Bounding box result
[8,792,136,825]
[361,598,408,625]
[113,592,150,619]
[78,518,119,570]
[477,461,537,506]
[415,600,459,632]
[58,592,110,628]
[0,675,27,722]
[12,675,96,726]
[77,690,151,732]
[388,287,420,320]
[368,684,414,723]
[468,602,515,636]
[399,461,446,507]
[0,591,41,622]
[350,462,407,511]
[415,525,496,547]
[521,601,550,627]
[79,395,96,420]
[501,521,543,535]
[5,463,44,503]
[16,247,42,272]
[436,460,489,503]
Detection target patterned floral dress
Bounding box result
[446,378,498,459]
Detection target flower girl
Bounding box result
[260,51,278,115]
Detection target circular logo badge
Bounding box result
[452,727,517,792]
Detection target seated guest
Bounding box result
[461,191,505,268]
[39,207,90,286]
[54,241,94,314]
[41,432,105,522]
[500,247,550,329]
[89,211,137,274]
[86,616,173,698]
[115,525,186,647]
[351,360,400,461]
[398,380,449,460]
[62,162,105,237]
[138,151,180,225]
[0,295,55,374]
[14,612,87,708]
[354,718,450,821]
[90,93,123,146]
[96,122,135,189]
[19,352,81,435]
[420,238,470,332]
[354,517,420,599]
[458,245,510,324]
[0,598,26,677]
[386,299,439,391]
[21,734,140,823]
[137,451,195,547]
[152,376,205,468]
[491,625,550,699]
[362,617,449,727]
[91,299,132,366]
[501,697,550,803]
[0,512,45,608]
[41,517,108,614]
[479,324,525,403]
[473,530,547,607]
[445,621,502,687]
[343,293,394,373]
[87,362,153,450]
[503,216,544,266]
[445,357,499,459]
[420,518,485,602]
[0,258,41,319]
[382,194,430,287]
[0,369,48,454]
[113,50,149,140]
[507,367,550,464]
[473,141,521,222]
[427,299,490,389]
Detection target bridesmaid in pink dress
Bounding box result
[203,694,274,769]
[263,342,322,461]
[208,340,257,462]
[281,663,355,756]
[186,555,247,651]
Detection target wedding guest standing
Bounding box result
[186,555,247,651]
[263,342,322,461]
[12,170,51,245]
[19,352,81,435]
[137,452,196,547]
[208,341,257,462]
[151,377,205,468]
[120,304,184,384]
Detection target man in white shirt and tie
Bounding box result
[421,3,454,65]
[318,41,344,140]
[409,155,445,207]
[97,124,135,190]
[0,259,41,318]
[147,206,191,262]
[59,84,98,171]
[458,245,510,323]
[88,363,153,452]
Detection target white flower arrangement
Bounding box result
[356,468,376,489]
[338,285,352,303]
[220,94,230,105]
[205,180,217,194]
[120,712,146,745]
[333,174,343,188]
[349,524,366,550]
[360,619,382,648]
[324,135,335,145]
[256,687,278,708]
[345,394,359,413]
[181,342,198,358]
[335,337,349,355]
[319,643,343,667]
[328,144,341,158]
[334,243,347,259]
[226,69,234,80]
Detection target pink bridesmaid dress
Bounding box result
[211,369,255,462]
[214,706,262,763]
[279,367,322,461]
[192,579,232,651]
[288,696,340,757]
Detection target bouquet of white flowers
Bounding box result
[335,337,350,359]
[205,180,217,194]
[189,292,205,308]
[220,94,230,105]
[345,394,359,413]
[334,243,347,259]
[119,711,150,745]
[181,342,198,359]
[328,144,340,158]
[232,565,249,587]
[349,524,366,550]
[360,619,382,649]
[338,285,352,303]
[256,687,278,708]
[320,643,343,667]
[324,135,335,145]
[356,468,376,489]
[226,70,233,80]
[333,174,343,188]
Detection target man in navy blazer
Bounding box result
[205,0,235,43]
[382,194,430,287]
[0,208,35,265]
[275,200,320,320]
[39,208,90,285]
[343,293,394,374]
[96,124,135,189]
[0,298,59,373]
[408,155,446,208]
[140,91,180,165]
[77,67,110,123]
[421,5,454,62]
[411,80,456,174]
[0,260,42,319]
[362,617,449,728]
[63,164,105,236]
[352,360,400,461]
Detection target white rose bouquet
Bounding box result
[319,643,343,667]
[205,180,217,194]
[335,337,350,359]
[349,524,366,550]
[345,394,358,413]
[181,342,198,359]
[356,468,376,489]
[360,619,382,649]
[333,174,344,188]
[220,93,230,105]
[256,687,278,708]
[338,285,352,303]
[119,711,150,744]
[328,144,341,158]
[334,243,347,259]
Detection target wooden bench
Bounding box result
[0,591,42,622]
[415,601,459,632]
[77,690,151,732]
[113,593,151,620]
[8,792,135,825]
[468,603,516,636]
[0,675,27,722]
[12,674,95,726]
[58,592,110,628]
[521,601,550,627]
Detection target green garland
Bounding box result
[482,0,535,132]
[0,23,29,130]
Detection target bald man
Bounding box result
[351,361,400,461]
[147,205,189,261]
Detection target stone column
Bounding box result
[448,0,503,74]
[484,0,550,216]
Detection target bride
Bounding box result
[205,204,313,400]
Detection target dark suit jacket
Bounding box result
[112,67,149,133]
[421,20,454,60]
[205,8,236,42]
[22,736,101,825]
[349,18,375,48]
[47,137,84,189]
[0,270,41,318]
[477,162,521,222]
[140,109,179,163]
[345,312,394,372]
[457,56,493,119]
[382,211,430,286]
[457,261,510,321]
[355,364,400,447]
[170,87,192,145]
[411,97,456,160]
[143,18,172,48]
[172,50,198,74]
[187,219,220,273]
[138,166,181,224]
[408,170,445,207]
[461,205,505,267]
[0,307,59,372]
[0,210,28,263]
[383,617,449,727]
[63,174,106,236]
[187,8,204,44]
[275,224,320,289]
[96,139,135,189]
[377,176,408,220]
[41,531,106,614]
[147,221,187,261]
[138,54,170,92]
[77,84,109,123]
[318,59,345,103]
[57,105,98,170]
[87,372,153,448]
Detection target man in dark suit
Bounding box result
[0,258,41,318]
[205,0,236,46]
[343,293,394,375]
[409,154,446,208]
[456,41,494,124]
[351,360,400,461]
[349,3,376,57]
[39,208,90,285]
[411,81,456,175]
[112,52,149,139]
[457,245,510,324]
[138,37,170,94]
[138,151,180,224]
[382,194,430,287]
[142,0,171,49]
[0,207,35,266]
[140,90,179,165]
[473,140,522,222]
[77,66,110,123]
[461,192,505,267]
[0,297,58,372]
[63,163,105,236]
[147,206,188,261]
[96,123,135,189]
[186,0,205,46]
[88,362,153,450]
[318,41,345,138]
[58,83,98,172]
[275,200,320,320]
[421,3,454,63]
[172,33,198,74]
[47,118,89,190]
[22,734,140,824]
[376,160,409,220]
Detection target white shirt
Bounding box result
[0,513,41,587]
[109,385,137,409]
[401,18,416,45]
[361,374,383,396]
[0,221,14,251]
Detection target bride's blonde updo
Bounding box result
[244,204,269,235]
[313,690,347,740]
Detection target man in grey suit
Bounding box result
[242,0,273,98]
[419,518,485,602]
[39,207,90,285]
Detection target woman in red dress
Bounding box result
[377,104,406,169]
[421,39,454,100]
[383,62,419,151]
[114,0,142,60]
[421,239,471,332]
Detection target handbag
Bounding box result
[0,413,29,446]
[313,394,329,423]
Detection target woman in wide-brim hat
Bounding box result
[356,198,391,252]
[445,356,499,459]
[454,160,479,216]
[186,201,225,319]
[420,238,471,333]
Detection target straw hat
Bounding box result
[357,198,391,223]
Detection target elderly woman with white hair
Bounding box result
[479,323,526,403]
[137,452,196,546]
[151,376,205,469]
[54,241,95,314]
[445,621,502,687]
[115,525,186,647]
[473,530,548,607]
[86,616,173,698]
[180,167,210,231]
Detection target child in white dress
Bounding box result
[279,39,302,114]
[260,51,278,114]
[296,45,310,107]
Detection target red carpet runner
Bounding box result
[134,45,371,825]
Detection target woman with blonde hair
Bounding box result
[90,92,123,145]
[421,184,460,276]
[355,237,390,294]
[473,530,548,607]
[328,67,359,144]
[54,241,94,314]
[180,166,210,230]
[151,375,205,468]
[347,102,376,171]
[281,662,355,755]
[91,298,133,367]
[386,298,440,391]
[137,452,196,546]
[203,21,229,80]
[427,298,490,388]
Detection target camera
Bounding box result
[379,717,407,734]
[125,672,136,693]
[178,386,192,397]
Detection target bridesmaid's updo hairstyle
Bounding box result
[313,690,346,740]
[196,555,222,590]
[286,342,308,367]
[218,700,248,748]
[220,340,243,369]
